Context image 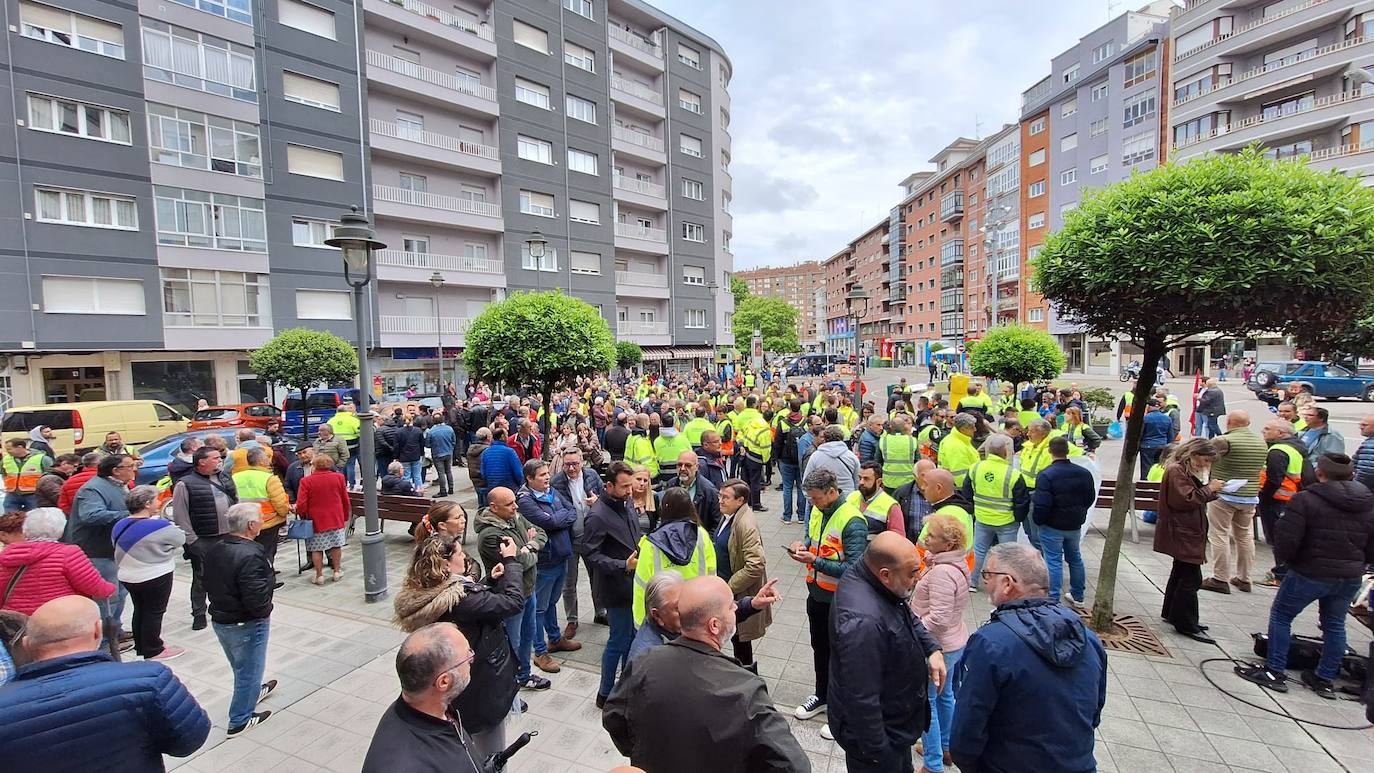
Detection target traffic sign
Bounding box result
[956,343,966,354]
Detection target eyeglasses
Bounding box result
[436,651,476,683]
[978,570,1017,582]
[115,463,138,470]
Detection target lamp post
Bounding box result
[981,204,1013,331]
[524,230,549,435]
[325,207,388,603]
[429,271,445,391]
[707,281,720,376]
[846,285,869,399]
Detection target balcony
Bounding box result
[363,0,496,60]
[940,192,964,223]
[610,74,665,118]
[1172,89,1374,159]
[614,222,670,255]
[617,320,671,346]
[608,25,663,72]
[612,174,667,210]
[365,50,498,116]
[1172,35,1374,110]
[1174,0,1337,64]
[379,314,473,347]
[615,270,670,299]
[369,119,500,176]
[376,249,506,286]
[1307,139,1374,174]
[611,125,667,165]
[940,239,965,266]
[372,184,504,232]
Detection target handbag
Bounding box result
[286,517,315,540]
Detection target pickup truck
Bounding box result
[1248,361,1374,402]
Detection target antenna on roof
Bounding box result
[974,113,983,139]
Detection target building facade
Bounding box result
[736,261,823,350]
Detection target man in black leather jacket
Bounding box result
[204,502,277,737]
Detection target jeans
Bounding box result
[504,594,540,681]
[90,558,128,642]
[1265,571,1362,680]
[1039,525,1086,602]
[1022,510,1042,551]
[403,459,424,492]
[805,596,831,701]
[598,606,634,698]
[344,441,359,487]
[779,462,803,521]
[124,572,173,658]
[432,456,454,495]
[1196,414,1221,438]
[846,747,914,773]
[475,487,489,509]
[2,493,36,512]
[213,618,270,727]
[1139,447,1164,479]
[921,647,964,772]
[971,522,1021,587]
[534,562,567,647]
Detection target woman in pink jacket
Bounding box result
[911,513,971,773]
[0,508,114,615]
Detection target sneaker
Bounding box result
[532,653,561,673]
[1300,669,1336,699]
[521,675,552,691]
[147,645,187,661]
[118,639,136,654]
[794,695,826,720]
[754,505,769,512]
[258,679,278,704]
[1200,578,1231,594]
[1234,663,1288,693]
[226,711,271,737]
[1063,596,1087,613]
[191,616,207,631]
[518,699,528,714]
[595,693,606,709]
[819,723,833,741]
[779,516,792,523]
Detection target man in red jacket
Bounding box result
[57,452,101,516]
[508,419,543,464]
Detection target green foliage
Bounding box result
[614,341,643,370]
[929,342,948,352]
[733,296,799,353]
[730,275,750,306]
[1298,302,1374,360]
[463,290,614,405]
[1079,387,1116,419]
[967,325,1064,384]
[249,328,358,400]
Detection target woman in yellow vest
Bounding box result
[632,487,716,624]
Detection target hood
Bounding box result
[659,427,679,439]
[816,441,851,458]
[28,427,49,444]
[1307,480,1374,512]
[647,520,700,565]
[474,508,517,534]
[927,547,971,578]
[1275,435,1310,455]
[392,576,468,632]
[168,457,194,476]
[787,411,803,424]
[0,540,65,569]
[990,597,1089,668]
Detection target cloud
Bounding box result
[731,165,819,214]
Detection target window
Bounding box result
[1123,91,1156,128]
[286,144,343,180]
[277,0,334,39]
[1027,212,1045,229]
[42,276,145,315]
[161,268,268,326]
[147,104,261,176]
[1177,16,1233,54]
[1028,308,1044,323]
[563,0,593,19]
[1028,149,1045,166]
[1059,202,1078,216]
[684,309,707,328]
[724,312,732,334]
[154,187,266,251]
[515,78,550,109]
[20,2,124,59]
[27,94,131,144]
[1060,169,1077,185]
[1092,41,1113,63]
[519,190,555,217]
[400,172,428,194]
[722,231,731,251]
[570,250,600,275]
[1061,98,1077,118]
[682,178,704,200]
[291,218,338,247]
[1261,91,1315,119]
[282,71,339,111]
[517,135,552,164]
[34,187,137,229]
[172,0,251,24]
[1173,112,1228,145]
[512,19,548,54]
[1123,48,1157,88]
[1090,154,1108,174]
[1062,63,1079,84]
[568,148,598,175]
[680,134,703,157]
[722,192,731,213]
[295,289,350,320]
[520,242,557,271]
[683,266,705,285]
[141,21,256,102]
[1060,133,1078,151]
[1028,181,1045,197]
[1264,139,1314,161]
[677,43,700,69]
[569,199,599,224]
[678,89,702,114]
[1028,117,1045,135]
[1089,118,1108,137]
[682,222,705,242]
[1174,64,1232,102]
[564,41,595,72]
[566,94,596,123]
[1091,81,1108,101]
[1121,132,1155,165]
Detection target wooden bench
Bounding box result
[1095,479,1162,543]
[348,491,434,530]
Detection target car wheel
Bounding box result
[1254,371,1277,388]
[1364,385,1374,402]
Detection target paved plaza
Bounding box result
[154,370,1373,773]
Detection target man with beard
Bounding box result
[846,461,904,538]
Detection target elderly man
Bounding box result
[72,453,139,647]
[516,458,581,659]
[172,446,239,630]
[3,438,50,512]
[1355,414,1374,491]
[204,502,278,736]
[937,414,980,487]
[1300,407,1346,467]
[696,429,728,489]
[663,450,723,531]
[1202,409,1268,595]
[604,576,809,773]
[476,485,550,686]
[1018,419,1081,550]
[875,414,919,495]
[1258,418,1314,587]
[312,425,350,470]
[232,446,290,573]
[551,447,605,639]
[892,458,937,542]
[963,434,1029,588]
[951,544,1107,773]
[628,570,778,664]
[1195,377,1226,438]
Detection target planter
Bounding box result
[1090,420,1111,436]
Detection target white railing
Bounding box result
[610,75,664,105]
[378,0,494,41]
[380,315,473,335]
[377,249,502,274]
[618,321,669,336]
[1174,36,1367,107]
[612,175,666,198]
[366,50,497,102]
[612,125,665,151]
[373,184,502,218]
[1175,0,1331,62]
[1172,89,1374,151]
[615,270,668,288]
[609,25,661,58]
[370,119,499,160]
[1021,76,1053,111]
[1310,139,1374,161]
[614,222,668,242]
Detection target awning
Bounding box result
[671,347,715,359]
[641,347,675,361]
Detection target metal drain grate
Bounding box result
[1077,612,1172,657]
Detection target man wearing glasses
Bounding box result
[70,453,141,650]
[363,623,484,773]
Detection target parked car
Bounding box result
[1248,360,1374,402]
[132,428,304,486]
[1,400,187,455]
[188,403,283,431]
[282,388,362,437]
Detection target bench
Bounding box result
[1096,479,1161,544]
[294,491,439,575]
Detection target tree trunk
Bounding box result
[1090,337,1164,633]
[540,380,555,460]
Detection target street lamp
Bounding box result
[981,204,1014,330]
[429,271,445,391]
[527,229,547,262]
[324,207,388,604]
[846,285,870,397]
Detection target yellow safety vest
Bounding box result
[1020,431,1083,487]
[625,433,659,478]
[958,393,992,412]
[919,502,974,550]
[877,433,917,488]
[2,454,46,494]
[805,499,866,592]
[937,432,980,487]
[232,468,275,517]
[328,412,361,441]
[653,433,692,477]
[740,416,773,463]
[632,527,716,624]
[997,394,1019,415]
[969,456,1023,527]
[845,489,898,538]
[1260,442,1305,502]
[682,417,714,447]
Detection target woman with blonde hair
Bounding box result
[1061,406,1102,454]
[1154,437,1225,643]
[912,512,971,772]
[629,463,658,531]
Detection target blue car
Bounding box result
[133,428,303,486]
[281,388,363,437]
[1248,361,1374,402]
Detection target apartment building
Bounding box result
[736,261,823,350]
[1168,0,1374,178]
[848,220,892,359]
[822,247,854,355]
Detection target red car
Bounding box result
[188,403,283,431]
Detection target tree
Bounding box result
[733,295,799,353]
[1035,148,1374,634]
[967,324,1065,385]
[615,341,643,372]
[463,291,614,438]
[249,329,358,423]
[730,275,750,306]
[1298,302,1374,361]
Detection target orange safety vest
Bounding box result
[3,454,45,494]
[1259,442,1305,502]
[804,500,865,592]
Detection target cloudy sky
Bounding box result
[649,0,1119,270]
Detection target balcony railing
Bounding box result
[610,75,664,105]
[1172,89,1374,151]
[609,25,662,58]
[612,175,666,198]
[366,50,497,102]
[940,193,965,222]
[615,270,668,288]
[380,315,474,334]
[377,249,502,274]
[373,184,502,218]
[1173,35,1368,107]
[940,239,964,265]
[370,119,499,160]
[618,320,669,336]
[1310,139,1374,162]
[1174,0,1330,62]
[614,222,668,242]
[379,0,494,41]
[612,125,665,152]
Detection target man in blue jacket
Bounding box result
[480,427,525,491]
[1138,399,1174,477]
[1032,437,1098,609]
[424,419,457,497]
[516,458,583,667]
[0,595,210,772]
[951,544,1107,773]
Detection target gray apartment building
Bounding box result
[0,0,732,411]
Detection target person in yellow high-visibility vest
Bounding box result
[738,410,773,511]
[652,414,693,486]
[3,439,50,511]
[682,405,715,449]
[875,414,918,494]
[961,434,1029,588]
[937,414,980,487]
[327,402,362,488]
[231,446,291,565]
[1017,419,1083,550]
[956,381,993,415]
[625,415,659,480]
[632,487,716,624]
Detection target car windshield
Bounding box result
[1328,363,1355,377]
[194,409,239,420]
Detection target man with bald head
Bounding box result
[475,485,549,689]
[604,576,808,773]
[663,449,722,530]
[0,596,211,770]
[1203,408,1267,594]
[892,458,938,542]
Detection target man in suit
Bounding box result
[581,461,642,708]
[552,447,606,638]
[662,451,723,531]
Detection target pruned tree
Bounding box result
[615,341,643,373]
[249,328,358,426]
[730,275,751,306]
[1034,147,1374,634]
[733,295,800,353]
[967,324,1065,385]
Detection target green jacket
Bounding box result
[805,499,870,604]
[474,508,546,597]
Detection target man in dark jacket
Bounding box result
[696,429,728,490]
[604,576,808,773]
[0,595,210,772]
[603,413,631,462]
[1031,437,1097,609]
[516,458,583,661]
[172,446,239,630]
[1236,453,1374,697]
[663,451,723,531]
[475,486,549,689]
[204,502,277,736]
[551,448,605,639]
[1139,399,1174,475]
[1195,377,1225,438]
[393,419,426,492]
[1355,414,1374,490]
[830,532,945,772]
[466,427,492,507]
[581,461,643,705]
[951,544,1107,773]
[1258,419,1316,586]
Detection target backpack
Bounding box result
[780,424,807,465]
